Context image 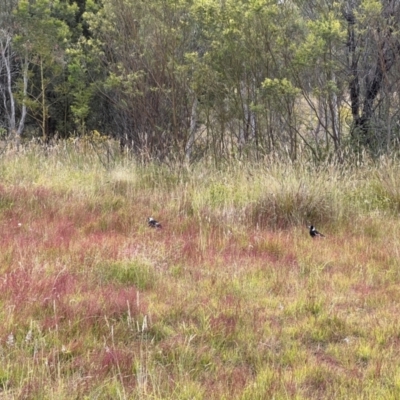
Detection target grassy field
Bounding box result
[1,143,400,399]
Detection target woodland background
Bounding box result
[1,0,400,163]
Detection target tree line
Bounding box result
[1,0,400,162]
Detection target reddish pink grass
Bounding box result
[1,182,400,398]
[0,265,143,335]
[0,186,148,338]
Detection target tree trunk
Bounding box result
[345,2,400,149]
[185,97,198,163]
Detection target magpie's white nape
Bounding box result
[148,217,162,228]
[308,225,325,238]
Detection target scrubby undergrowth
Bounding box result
[1,143,400,398]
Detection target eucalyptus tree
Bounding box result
[0,0,27,144]
[82,0,200,160]
[187,0,303,160]
[13,0,77,140]
[343,0,400,153]
[291,1,347,160]
[275,0,400,159]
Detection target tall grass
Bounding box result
[1,142,400,398]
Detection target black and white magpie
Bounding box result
[308,225,325,238]
[148,217,162,228]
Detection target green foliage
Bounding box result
[13,0,78,137]
[1,0,398,160]
[67,51,94,131]
[262,78,300,97]
[295,11,346,65]
[358,0,383,21]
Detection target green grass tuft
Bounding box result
[97,260,157,290]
